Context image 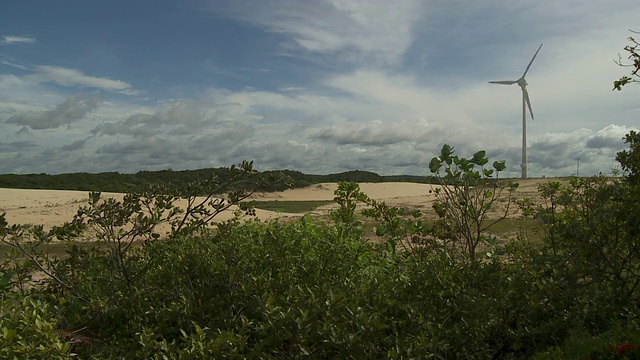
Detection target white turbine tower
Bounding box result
[490,43,542,179]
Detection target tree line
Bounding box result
[0,168,441,194]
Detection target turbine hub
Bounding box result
[517,78,527,88]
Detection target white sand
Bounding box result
[0,189,124,228]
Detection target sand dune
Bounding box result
[0,183,439,229]
[252,182,438,201]
[0,179,557,230]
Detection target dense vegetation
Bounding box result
[2,138,640,358]
[0,168,439,194]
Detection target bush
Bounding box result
[0,292,73,359]
[4,145,640,358]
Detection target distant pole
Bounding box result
[576,158,580,177]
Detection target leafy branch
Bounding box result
[613,30,640,90]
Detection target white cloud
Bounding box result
[492,125,639,178]
[280,86,305,92]
[311,118,443,146]
[586,124,632,149]
[0,58,29,70]
[28,66,141,96]
[0,35,36,45]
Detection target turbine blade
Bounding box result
[489,80,517,85]
[523,88,534,120]
[522,43,543,78]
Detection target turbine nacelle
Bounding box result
[489,77,534,119]
[516,77,527,89]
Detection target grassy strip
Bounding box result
[480,218,545,244]
[361,218,545,244]
[0,241,100,259]
[247,200,335,213]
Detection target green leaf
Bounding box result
[386,240,395,254]
[457,158,473,172]
[429,157,442,174]
[446,168,456,179]
[3,328,17,341]
[468,171,481,181]
[440,144,454,160]
[493,160,506,172]
[471,150,488,166]
[614,76,632,91]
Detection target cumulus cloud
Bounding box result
[1,74,634,177]
[96,137,169,157]
[229,140,331,172]
[311,118,442,146]
[7,94,99,130]
[93,102,197,137]
[28,66,141,95]
[92,133,255,171]
[92,99,255,138]
[0,35,36,45]
[512,126,636,177]
[586,124,631,149]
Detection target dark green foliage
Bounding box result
[0,168,446,194]
[4,215,586,359]
[0,174,583,359]
[319,170,383,183]
[5,138,640,358]
[551,176,640,304]
[41,218,394,358]
[0,167,289,194]
[616,130,640,184]
[0,293,74,359]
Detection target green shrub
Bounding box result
[5,143,640,358]
[0,293,73,359]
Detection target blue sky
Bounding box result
[1,0,639,177]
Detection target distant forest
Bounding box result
[0,168,439,194]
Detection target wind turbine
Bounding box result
[489,43,542,179]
